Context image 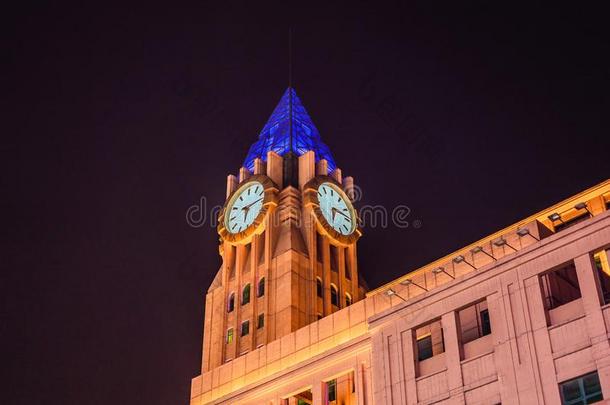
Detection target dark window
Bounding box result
[330,246,338,272]
[344,249,351,280]
[345,293,353,307]
[541,261,581,310]
[316,278,323,298]
[555,213,590,232]
[330,285,339,307]
[459,302,491,344]
[257,277,265,298]
[316,233,324,263]
[560,371,603,404]
[257,313,264,329]
[227,293,235,313]
[317,313,323,320]
[415,319,444,366]
[327,379,337,402]
[241,320,250,336]
[481,309,492,336]
[417,335,433,361]
[226,328,234,344]
[242,284,251,305]
[606,200,610,211]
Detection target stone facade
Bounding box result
[191,178,610,404]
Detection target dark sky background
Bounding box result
[3,2,610,404]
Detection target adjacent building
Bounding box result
[190,88,610,404]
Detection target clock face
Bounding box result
[225,181,265,234]
[317,182,356,235]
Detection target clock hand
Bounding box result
[242,198,263,210]
[333,207,351,221]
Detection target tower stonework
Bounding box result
[201,89,367,372]
[191,88,610,405]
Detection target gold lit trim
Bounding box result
[218,175,279,245]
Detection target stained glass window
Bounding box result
[243,88,337,172]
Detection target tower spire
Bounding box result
[288,27,293,154]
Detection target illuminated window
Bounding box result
[242,283,251,305]
[257,313,264,329]
[226,328,234,344]
[327,379,337,402]
[330,284,339,307]
[345,292,352,307]
[241,320,250,337]
[594,250,610,305]
[560,372,602,404]
[227,292,235,313]
[316,277,323,298]
[257,277,265,298]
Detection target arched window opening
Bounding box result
[242,284,251,305]
[331,284,339,307]
[227,293,235,312]
[316,278,323,298]
[257,277,265,298]
[345,292,353,307]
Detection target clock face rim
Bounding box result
[224,181,265,234]
[317,182,357,235]
[303,176,362,246]
[218,175,279,245]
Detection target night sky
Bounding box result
[4,3,610,404]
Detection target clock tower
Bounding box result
[201,88,367,372]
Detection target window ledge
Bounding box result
[547,313,587,330]
[415,366,448,381]
[461,349,494,365]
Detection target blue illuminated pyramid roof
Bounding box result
[243,88,336,172]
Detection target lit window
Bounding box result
[345,292,353,307]
[560,372,603,404]
[242,284,251,305]
[227,293,235,313]
[257,277,265,298]
[330,284,339,307]
[241,320,250,337]
[226,328,234,344]
[327,379,337,402]
[257,313,264,329]
[316,278,323,298]
[594,250,610,305]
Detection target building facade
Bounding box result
[190,88,610,404]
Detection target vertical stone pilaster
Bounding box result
[523,275,560,404]
[441,311,465,403]
[401,329,418,405]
